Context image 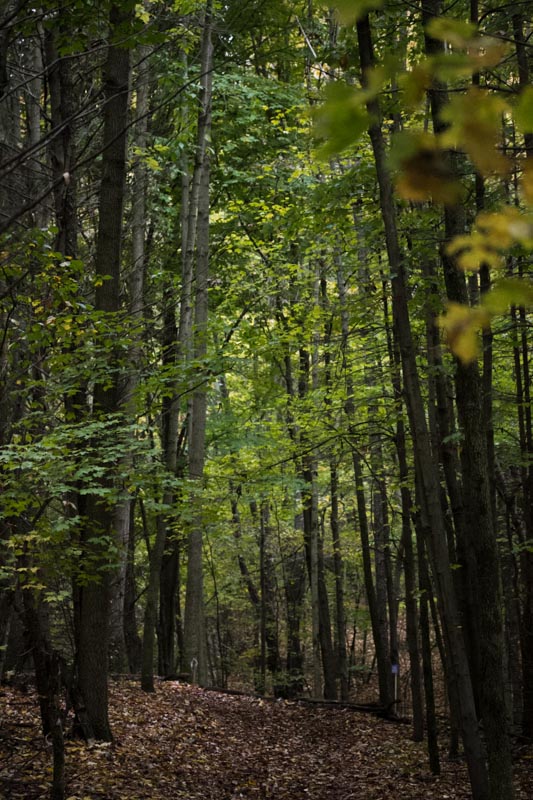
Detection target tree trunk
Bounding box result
[330,458,349,701]
[76,3,132,740]
[384,290,424,738]
[123,501,142,673]
[112,43,150,673]
[183,5,213,684]
[283,525,306,698]
[336,260,393,709]
[414,519,440,774]
[298,345,336,700]
[259,500,282,694]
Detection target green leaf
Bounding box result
[313,83,369,159]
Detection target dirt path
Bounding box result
[1,681,532,799]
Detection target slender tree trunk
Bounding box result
[113,43,150,673]
[330,458,349,700]
[124,502,142,673]
[284,510,306,698]
[336,261,393,709]
[414,519,440,774]
[0,1,24,224]
[258,500,282,694]
[321,271,348,700]
[298,345,336,699]
[155,49,189,676]
[511,297,533,736]
[383,288,424,738]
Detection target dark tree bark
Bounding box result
[76,3,133,740]
[124,502,142,673]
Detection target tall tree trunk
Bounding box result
[0,0,24,224]
[284,509,306,698]
[76,3,132,740]
[321,270,348,699]
[124,501,142,673]
[511,295,533,737]
[156,49,190,679]
[182,4,213,684]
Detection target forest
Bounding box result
[0,1,533,799]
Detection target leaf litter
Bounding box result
[1,680,532,799]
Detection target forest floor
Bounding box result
[1,680,533,800]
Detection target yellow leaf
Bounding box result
[456,246,502,272]
[437,302,490,363]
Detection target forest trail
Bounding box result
[1,681,532,800]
